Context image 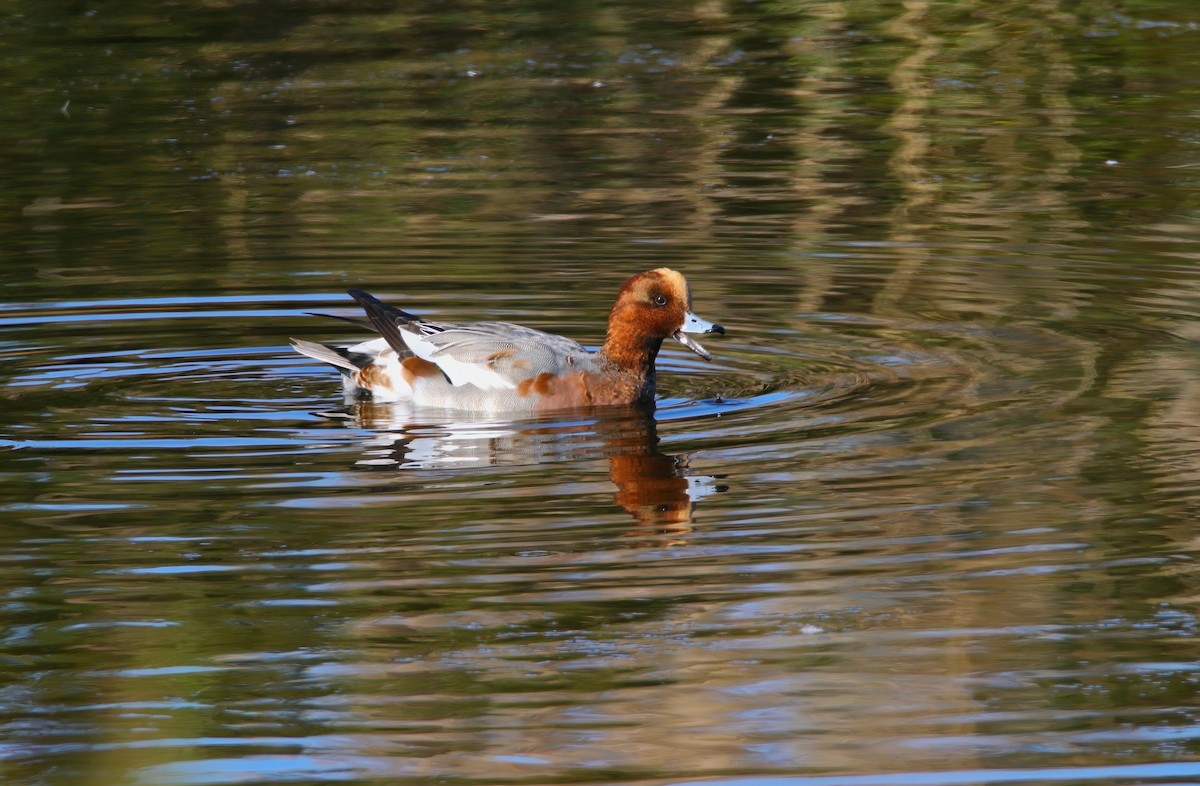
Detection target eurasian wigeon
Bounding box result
[291,268,724,412]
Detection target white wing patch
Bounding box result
[400,330,516,390]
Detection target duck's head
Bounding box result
[607,268,725,361]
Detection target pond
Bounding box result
[3,1,1200,784]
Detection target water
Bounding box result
[4,1,1200,784]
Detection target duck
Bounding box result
[291,268,724,413]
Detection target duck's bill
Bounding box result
[673,312,725,361]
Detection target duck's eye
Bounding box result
[652,294,668,307]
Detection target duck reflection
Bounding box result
[326,404,723,534]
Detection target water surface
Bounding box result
[4,1,1200,785]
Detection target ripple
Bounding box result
[0,284,1190,786]
[667,762,1200,786]
[1,294,1098,466]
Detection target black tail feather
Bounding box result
[305,311,376,332]
[346,289,419,356]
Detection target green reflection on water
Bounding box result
[4,1,1200,784]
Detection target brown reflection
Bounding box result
[339,404,720,535]
[604,413,725,537]
[609,445,693,532]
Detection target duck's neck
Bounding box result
[599,330,663,380]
